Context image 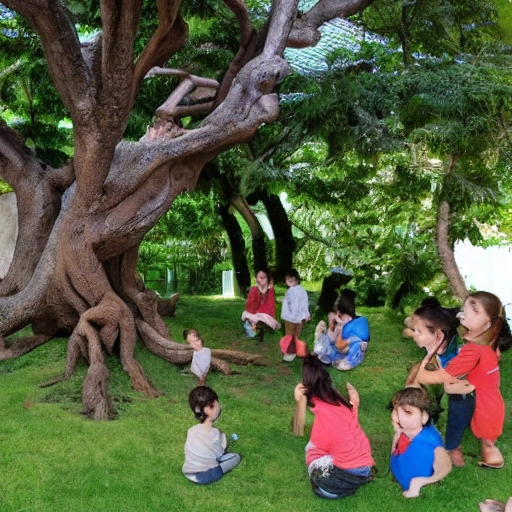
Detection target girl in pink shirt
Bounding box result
[293,354,374,498]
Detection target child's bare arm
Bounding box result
[293,383,307,436]
[444,380,475,394]
[294,383,306,403]
[390,408,402,453]
[391,431,401,454]
[415,342,451,385]
[346,382,359,410]
[403,446,452,498]
[405,363,420,386]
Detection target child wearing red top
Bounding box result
[416,291,512,469]
[241,269,280,337]
[293,354,374,499]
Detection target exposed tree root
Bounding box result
[210,349,270,366]
[137,319,271,371]
[0,334,52,360]
[68,292,161,419]
[157,293,180,317]
[211,357,232,376]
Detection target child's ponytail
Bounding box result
[497,316,512,353]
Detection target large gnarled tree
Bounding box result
[0,0,375,419]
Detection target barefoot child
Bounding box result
[415,291,512,469]
[184,329,211,386]
[390,386,452,498]
[293,354,374,499]
[182,386,241,484]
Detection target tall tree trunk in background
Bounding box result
[218,203,251,296]
[260,191,295,281]
[230,193,268,272]
[437,199,468,301]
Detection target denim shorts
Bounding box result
[184,465,223,485]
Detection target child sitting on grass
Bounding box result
[390,386,452,498]
[183,329,211,386]
[293,354,374,499]
[182,386,241,485]
[313,289,370,371]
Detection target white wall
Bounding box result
[454,239,512,323]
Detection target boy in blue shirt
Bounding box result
[390,386,452,498]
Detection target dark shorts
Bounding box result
[185,465,223,485]
[309,463,373,499]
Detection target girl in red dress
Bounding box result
[415,291,512,469]
[241,269,280,337]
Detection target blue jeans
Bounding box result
[445,393,476,450]
[184,453,241,485]
[309,459,373,499]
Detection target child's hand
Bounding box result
[391,408,402,433]
[346,382,359,408]
[444,380,475,395]
[294,383,306,403]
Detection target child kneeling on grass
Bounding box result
[182,386,240,485]
[390,386,452,498]
[293,354,374,499]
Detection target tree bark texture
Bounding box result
[437,200,468,301]
[230,193,269,273]
[218,202,251,295]
[259,191,296,282]
[0,0,376,419]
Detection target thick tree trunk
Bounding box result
[437,199,468,301]
[230,193,268,272]
[218,202,251,295]
[260,191,295,282]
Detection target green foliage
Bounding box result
[495,0,512,43]
[272,15,512,305]
[361,0,503,60]
[0,181,13,193]
[0,9,73,166]
[139,192,229,295]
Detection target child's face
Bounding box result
[204,399,221,422]
[186,332,203,351]
[460,297,491,335]
[411,316,440,351]
[256,271,269,288]
[285,275,297,287]
[392,404,428,438]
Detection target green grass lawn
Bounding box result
[0,295,511,511]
